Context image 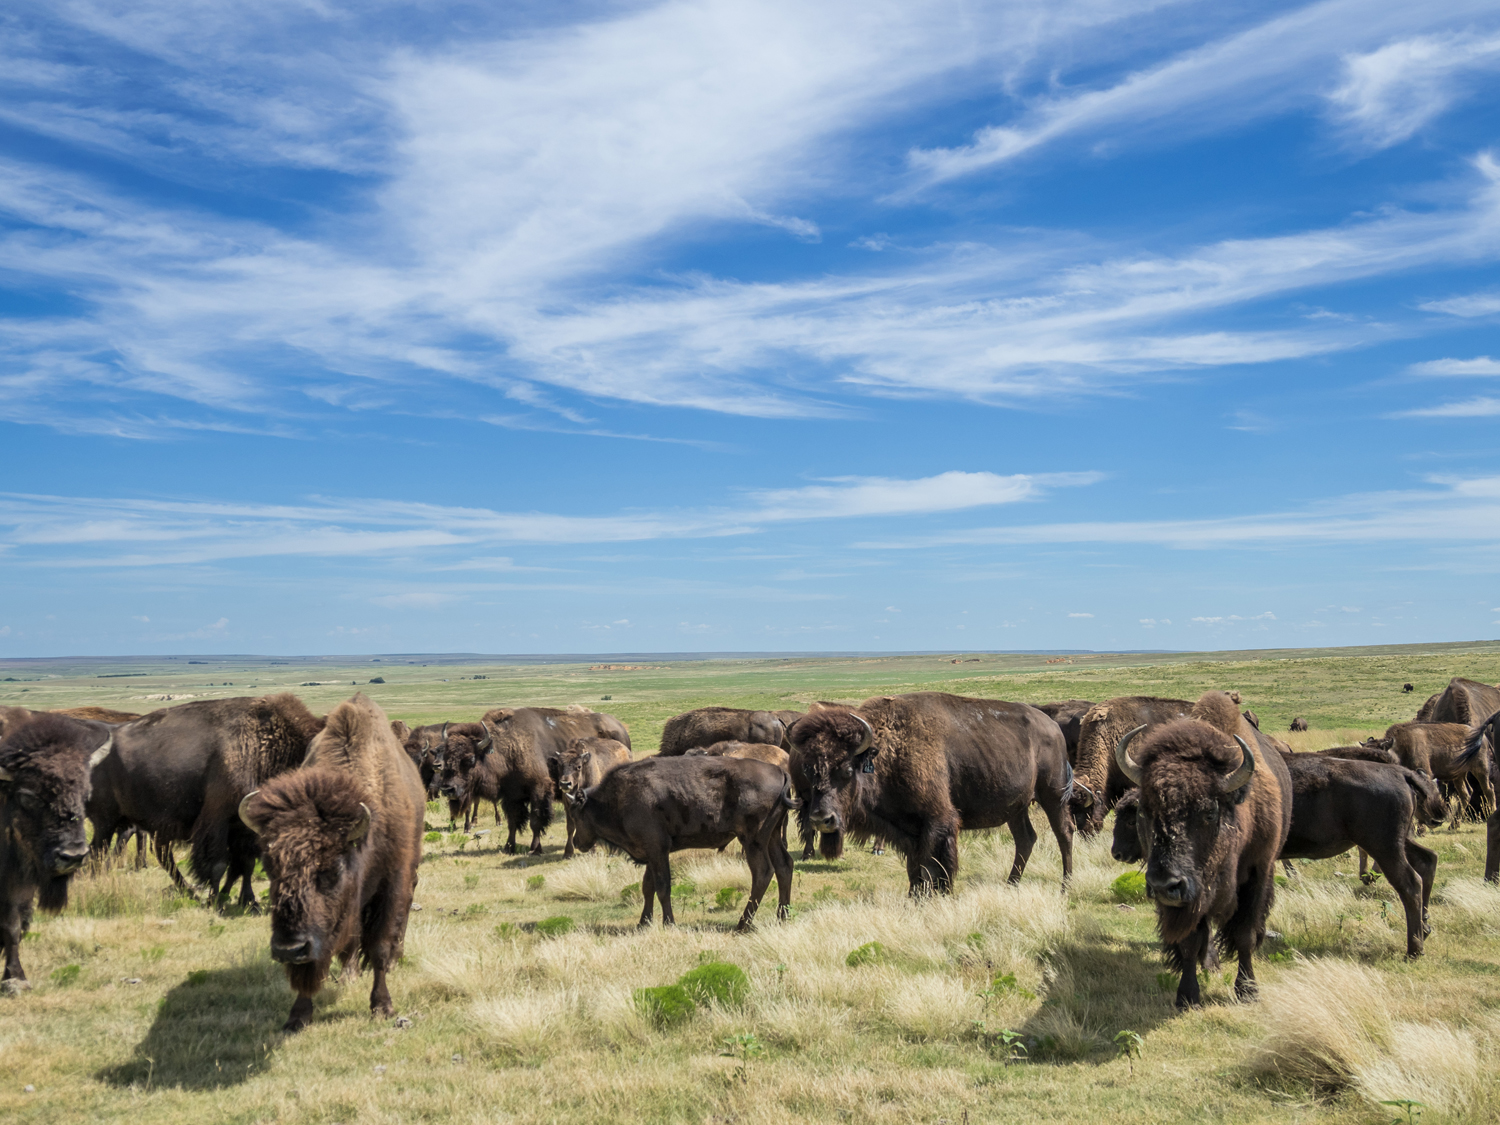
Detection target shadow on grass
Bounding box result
[98,957,288,1090]
[1018,939,1177,1065]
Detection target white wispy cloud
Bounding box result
[854,475,1500,550]
[1396,396,1500,418]
[1329,31,1500,150]
[1420,290,1500,316]
[1409,356,1500,376]
[0,470,1094,566]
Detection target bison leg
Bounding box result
[1036,787,1075,890]
[770,833,794,921]
[1004,808,1038,886]
[653,855,675,926]
[284,993,315,1033]
[1,896,32,988]
[870,838,885,856]
[1222,864,1276,1003]
[736,840,774,933]
[637,867,655,927]
[526,789,552,855]
[500,796,528,854]
[562,808,576,859]
[1172,921,1211,1010]
[1404,837,1438,942]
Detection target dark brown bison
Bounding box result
[547,737,632,857]
[1402,683,1415,693]
[401,724,449,798]
[1457,713,1500,881]
[788,693,1073,895]
[658,707,784,756]
[432,724,494,830]
[561,755,797,930]
[1069,696,1193,836]
[1384,721,1493,823]
[1035,700,1094,764]
[685,740,790,770]
[1115,691,1291,1008]
[1111,757,1444,956]
[1289,716,1308,732]
[90,695,324,909]
[1,716,114,990]
[238,694,423,1031]
[1425,677,1500,727]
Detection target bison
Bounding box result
[1383,721,1493,824]
[547,737,632,857]
[561,755,797,931]
[787,693,1074,895]
[1289,716,1308,732]
[685,740,790,770]
[1114,698,1292,1008]
[658,707,785,756]
[238,694,423,1031]
[1,716,114,990]
[1403,683,1415,694]
[1069,696,1193,837]
[90,694,324,909]
[1425,677,1500,727]
[1457,712,1500,882]
[1035,700,1094,765]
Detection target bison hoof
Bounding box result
[502,844,517,855]
[528,846,543,856]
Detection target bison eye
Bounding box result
[836,764,854,781]
[14,790,42,813]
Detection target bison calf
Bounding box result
[1,716,113,989]
[548,737,632,857]
[562,755,798,931]
[239,695,423,1031]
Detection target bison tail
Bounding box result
[779,777,802,811]
[1456,714,1496,770]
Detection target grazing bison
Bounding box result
[238,694,423,1031]
[1403,683,1415,694]
[1114,695,1292,1008]
[686,740,790,771]
[1289,716,1308,732]
[90,695,324,909]
[788,693,1074,895]
[1069,696,1193,836]
[546,737,632,857]
[658,707,784,756]
[1036,700,1094,765]
[432,724,495,831]
[1383,721,1493,823]
[1,716,114,990]
[562,755,797,930]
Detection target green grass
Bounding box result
[1,643,1499,1123]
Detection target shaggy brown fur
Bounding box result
[1,715,112,986]
[242,694,423,1031]
[1289,716,1308,731]
[788,693,1073,895]
[658,707,784,756]
[91,693,324,910]
[1384,720,1493,823]
[688,740,790,770]
[547,737,632,857]
[1414,691,1442,722]
[0,707,38,742]
[53,706,142,723]
[1426,677,1500,726]
[1129,705,1292,1008]
[1070,696,1193,836]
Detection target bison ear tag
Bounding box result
[861,758,875,774]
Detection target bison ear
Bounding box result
[238,790,265,835]
[347,802,372,846]
[581,751,591,765]
[88,732,115,770]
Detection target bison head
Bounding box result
[1109,790,1143,864]
[436,730,488,805]
[549,738,593,798]
[0,717,111,911]
[239,769,372,991]
[786,709,875,836]
[1113,719,1255,935]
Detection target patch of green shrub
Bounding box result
[50,963,81,986]
[1111,871,1148,903]
[535,915,575,938]
[845,941,887,967]
[633,984,696,1028]
[526,874,546,892]
[714,887,744,910]
[677,960,748,1007]
[620,883,642,905]
[670,877,697,898]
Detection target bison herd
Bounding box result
[1,674,1498,1029]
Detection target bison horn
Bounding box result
[440,721,450,745]
[88,731,115,770]
[238,790,263,835]
[1222,735,1256,793]
[1114,724,1147,786]
[853,714,875,754]
[476,720,494,752]
[1073,779,1096,808]
[348,802,372,845]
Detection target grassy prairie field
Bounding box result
[2,643,1500,1124]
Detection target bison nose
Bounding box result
[810,813,840,833]
[1147,875,1192,906]
[271,938,316,964]
[51,848,88,875]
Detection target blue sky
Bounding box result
[3,0,1500,656]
